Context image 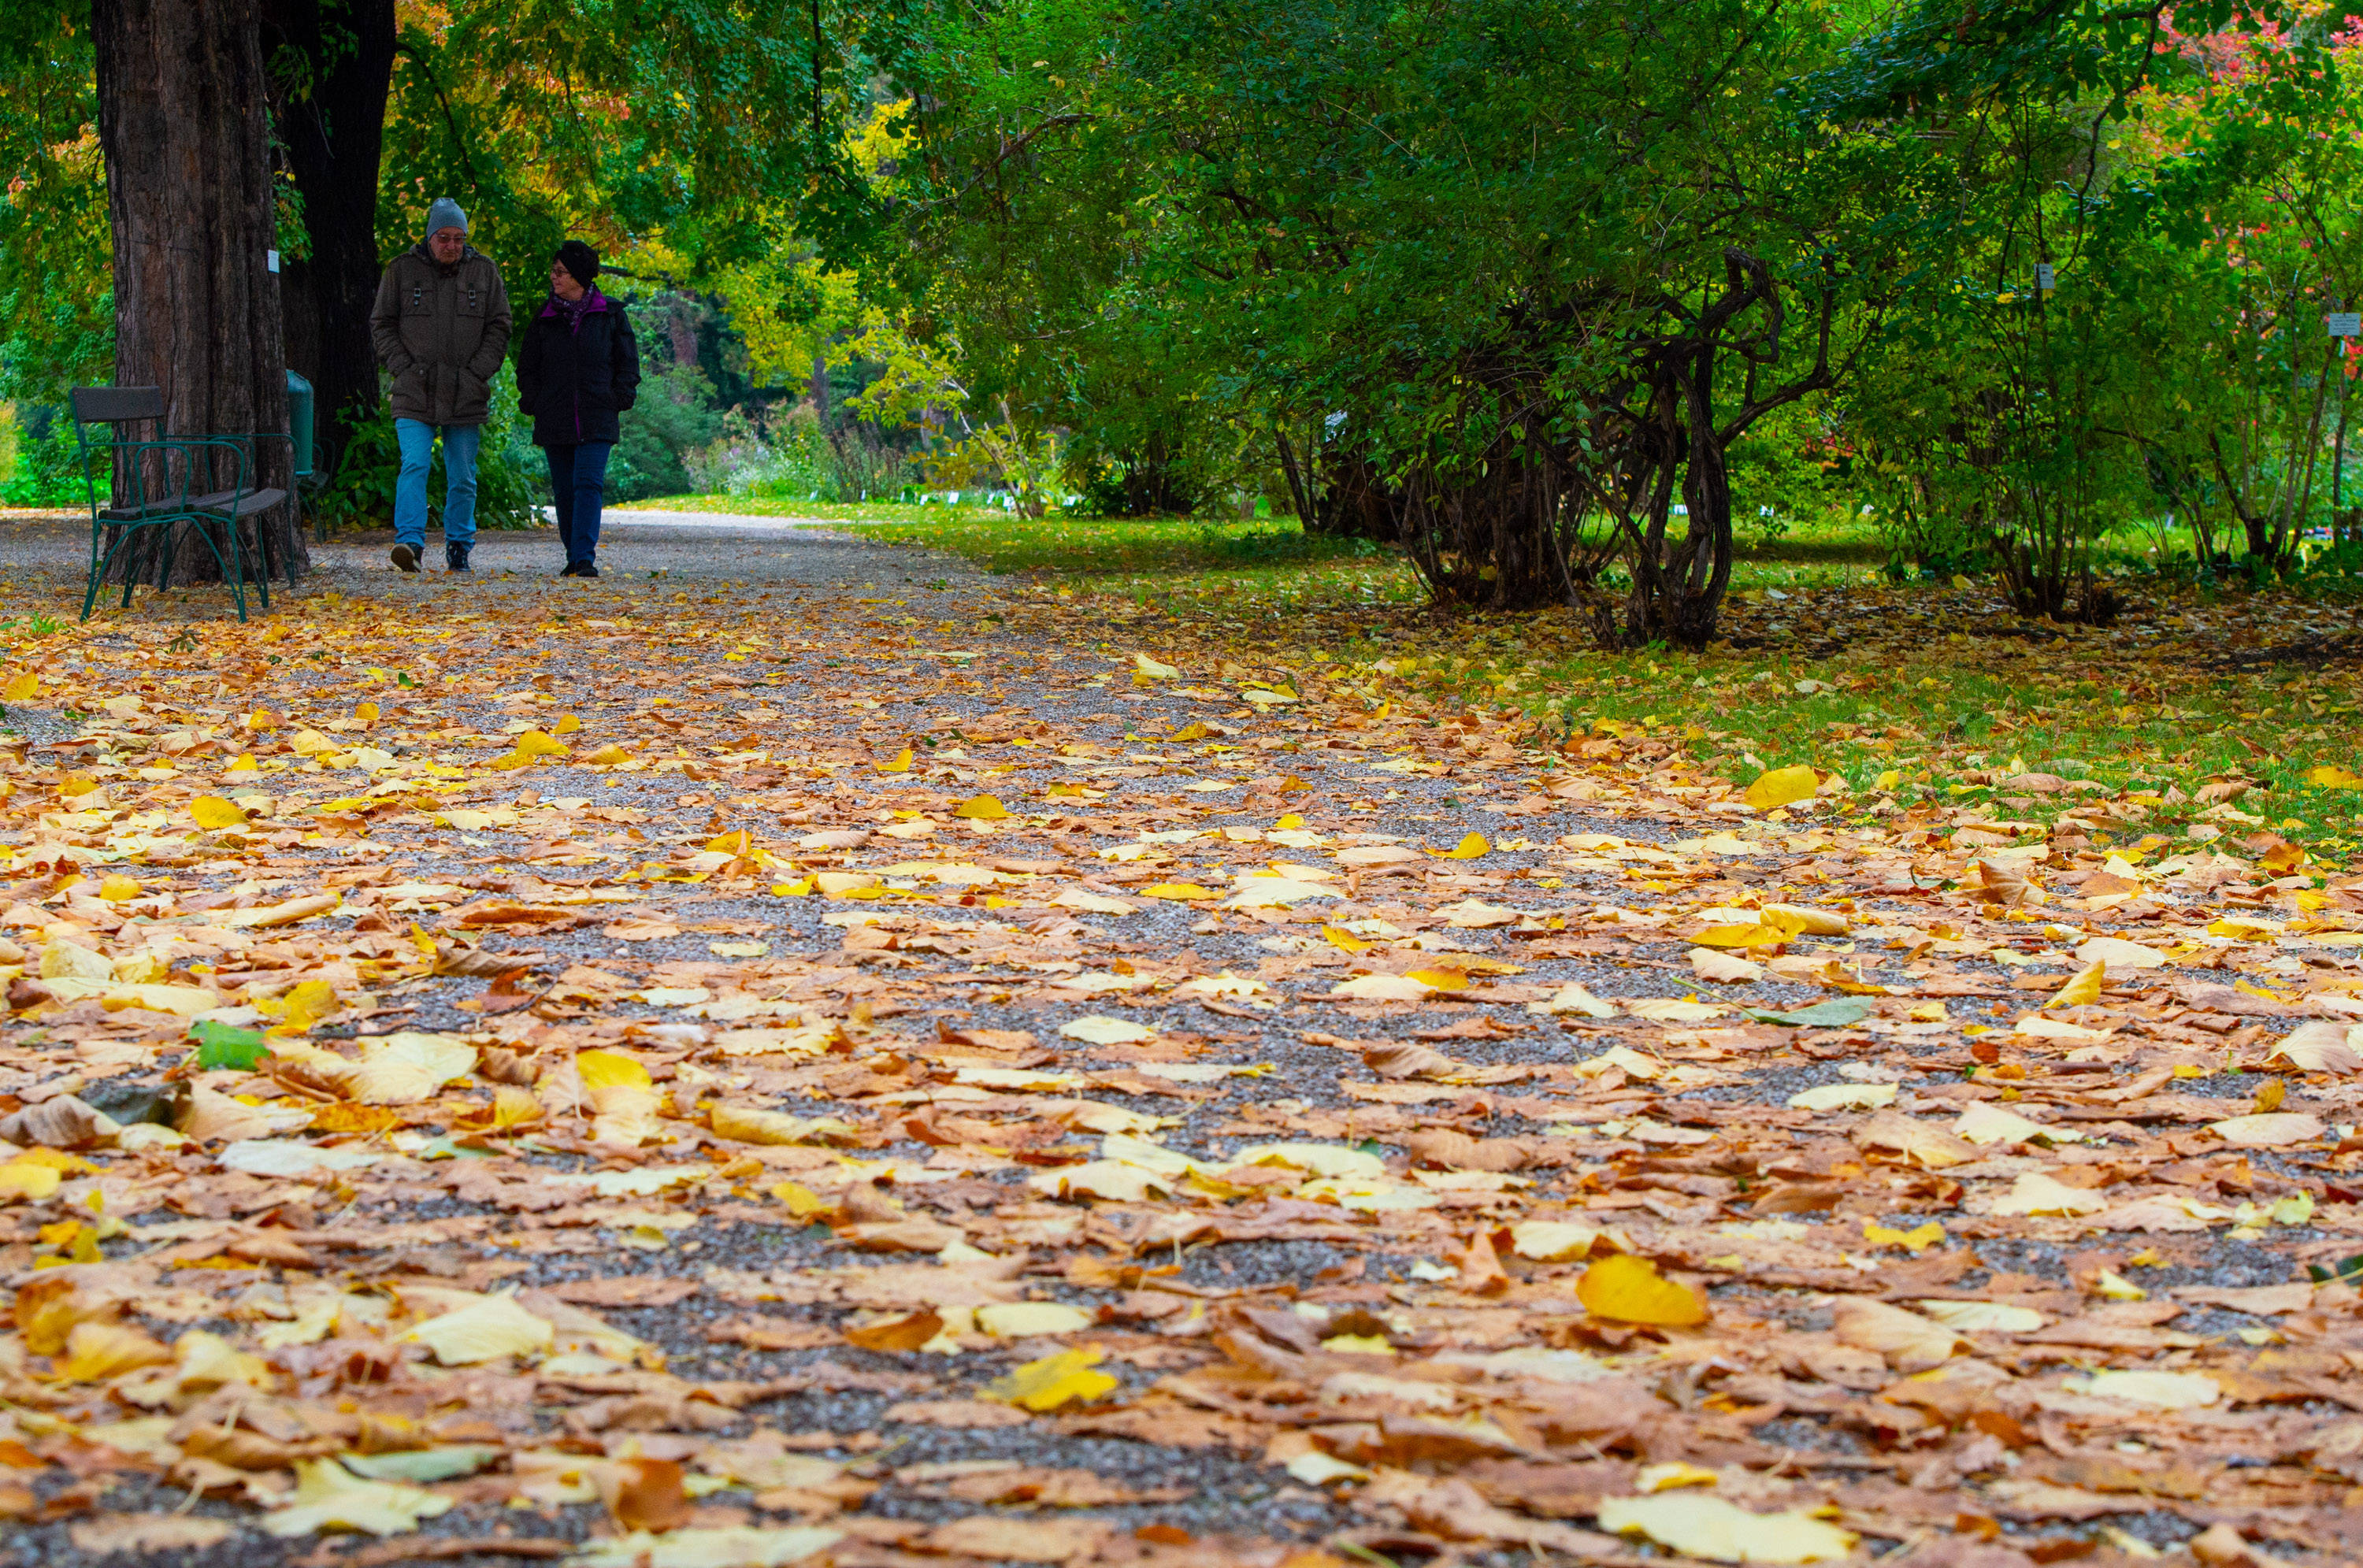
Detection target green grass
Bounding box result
[890,508,2363,864]
[1321,633,2360,851]
[647,499,2359,857]
[631,494,1011,525]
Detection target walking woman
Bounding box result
[517,240,640,577]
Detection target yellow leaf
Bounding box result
[1138,882,1220,900]
[1634,1461,1721,1493]
[2,673,37,702]
[2049,960,2105,1008]
[985,1345,1119,1412]
[705,828,752,854]
[1691,922,1786,950]
[258,979,339,1038]
[354,701,380,723]
[1745,765,1820,810]
[2307,765,2363,790]
[188,795,248,830]
[553,713,581,735]
[263,1458,453,1538]
[1170,721,1213,742]
[97,874,140,903]
[1598,1494,1856,1564]
[490,1084,545,1130]
[1576,1255,1708,1327]
[225,754,258,774]
[487,749,533,770]
[952,794,1010,820]
[1275,814,1306,828]
[1322,925,1373,955]
[1401,967,1468,992]
[0,1161,64,1203]
[2095,1269,2147,1301]
[877,748,914,774]
[577,1050,653,1093]
[770,1181,829,1219]
[514,729,570,757]
[1437,832,1489,859]
[311,1103,402,1135]
[579,744,632,765]
[399,1292,554,1365]
[61,1320,173,1383]
[709,1105,854,1147]
[1134,653,1179,680]
[1863,1220,1946,1251]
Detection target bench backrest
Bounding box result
[70,387,165,427]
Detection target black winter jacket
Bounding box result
[515,291,641,447]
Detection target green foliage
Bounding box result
[2,404,86,507]
[310,365,543,532]
[612,365,726,503]
[0,8,108,413]
[376,0,920,287]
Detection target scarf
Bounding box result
[553,284,603,334]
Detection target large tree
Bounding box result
[262,0,397,472]
[91,0,306,585]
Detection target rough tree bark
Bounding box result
[93,0,307,585]
[262,0,398,472]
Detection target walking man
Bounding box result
[369,198,512,573]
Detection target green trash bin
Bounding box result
[285,369,320,543]
[285,370,314,476]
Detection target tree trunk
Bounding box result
[262,0,397,473]
[93,0,306,588]
[811,347,833,433]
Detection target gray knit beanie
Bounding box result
[425,198,468,239]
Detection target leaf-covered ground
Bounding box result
[0,521,2351,1568]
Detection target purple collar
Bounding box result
[540,285,608,332]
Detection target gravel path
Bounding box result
[0,510,2350,1568]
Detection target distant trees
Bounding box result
[899,0,2343,641]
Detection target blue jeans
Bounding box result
[544,443,614,566]
[394,419,480,548]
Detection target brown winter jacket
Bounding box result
[369,243,513,427]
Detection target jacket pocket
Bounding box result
[455,369,491,421]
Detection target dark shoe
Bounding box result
[445,543,472,572]
[558,562,584,577]
[391,543,418,573]
[575,561,599,578]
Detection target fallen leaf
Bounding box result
[1576,1255,1707,1327]
[1597,1492,1857,1564]
[262,1459,453,1537]
[1744,765,1820,810]
[985,1346,1120,1411]
[399,1292,555,1366]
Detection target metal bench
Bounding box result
[69,385,287,622]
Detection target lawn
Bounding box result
[641,495,2363,859]
[756,501,2363,866]
[628,494,1011,526]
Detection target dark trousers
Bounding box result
[543,443,614,566]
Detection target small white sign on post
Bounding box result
[2034,263,2056,292]
[2329,312,2360,338]
[266,250,280,274]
